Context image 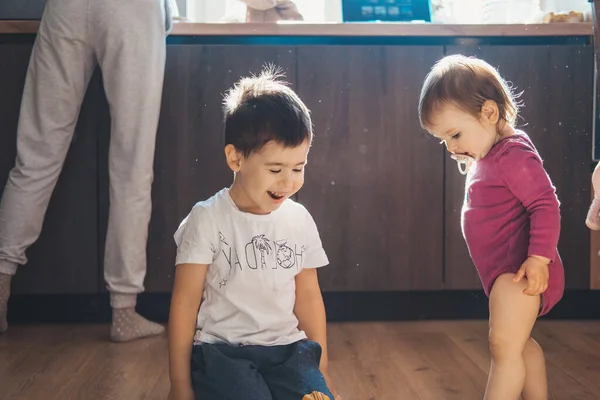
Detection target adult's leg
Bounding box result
[0,0,95,333]
[93,0,169,341]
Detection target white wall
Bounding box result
[187,0,226,22]
[187,0,342,22]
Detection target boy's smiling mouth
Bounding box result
[268,191,285,200]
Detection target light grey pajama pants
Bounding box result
[0,0,172,308]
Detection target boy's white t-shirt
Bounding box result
[174,188,329,346]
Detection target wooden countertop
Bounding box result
[0,20,592,37]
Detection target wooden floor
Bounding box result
[1,321,600,399]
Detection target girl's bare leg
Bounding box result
[522,337,548,400]
[484,273,541,400]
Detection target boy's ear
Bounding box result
[225,144,243,172]
[480,100,500,125]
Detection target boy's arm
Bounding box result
[168,263,208,391]
[293,268,329,373]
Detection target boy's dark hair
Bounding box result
[223,65,313,158]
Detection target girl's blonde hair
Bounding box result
[418,54,521,131]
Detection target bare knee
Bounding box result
[524,337,546,361]
[488,329,521,361]
[488,274,539,361]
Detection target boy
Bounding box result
[167,66,339,400]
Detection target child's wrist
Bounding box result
[529,254,550,265]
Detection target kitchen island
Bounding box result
[0,21,596,322]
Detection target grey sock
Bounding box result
[110,307,165,342]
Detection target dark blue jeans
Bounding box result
[191,339,334,400]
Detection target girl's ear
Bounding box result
[480,100,500,125]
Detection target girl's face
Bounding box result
[427,101,505,162]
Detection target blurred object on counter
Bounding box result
[244,0,303,22]
[540,0,591,22]
[543,11,586,23]
[220,0,304,23]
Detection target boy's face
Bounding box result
[226,139,310,215]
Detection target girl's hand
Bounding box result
[513,255,550,296]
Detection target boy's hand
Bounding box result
[167,384,194,400]
[513,255,550,296]
[322,370,342,400]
